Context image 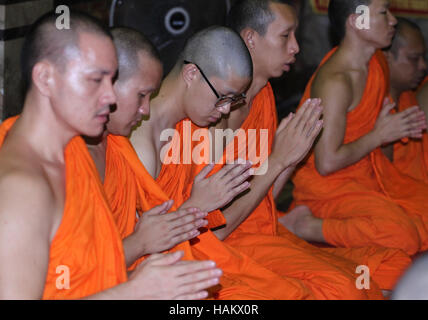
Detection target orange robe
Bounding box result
[393,90,428,184]
[104,134,314,300]
[158,83,411,298]
[292,49,428,256]
[0,117,127,300]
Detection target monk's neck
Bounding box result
[389,85,402,105]
[85,131,108,183]
[16,94,76,164]
[150,74,187,133]
[337,36,377,69]
[246,73,269,108]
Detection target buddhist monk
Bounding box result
[86,26,261,281]
[86,27,210,269]
[0,11,221,300]
[384,18,428,183]
[132,0,411,298]
[289,0,428,256]
[93,26,319,299]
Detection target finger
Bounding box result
[145,200,174,216]
[149,251,184,266]
[194,163,215,183]
[176,277,221,297]
[170,219,208,238]
[277,112,294,133]
[165,207,206,222]
[293,98,312,129]
[174,290,209,300]
[178,268,223,286]
[404,111,427,124]
[304,104,323,137]
[307,119,324,140]
[168,210,207,228]
[215,161,245,180]
[224,162,253,185]
[297,99,321,133]
[230,181,251,198]
[407,128,424,137]
[408,120,427,130]
[400,106,421,120]
[380,98,396,117]
[226,167,254,189]
[171,260,218,277]
[170,228,202,245]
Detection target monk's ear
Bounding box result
[181,63,198,88]
[348,9,370,35]
[241,28,257,50]
[32,61,55,97]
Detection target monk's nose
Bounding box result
[219,102,231,115]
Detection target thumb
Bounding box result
[194,163,215,183]
[150,251,184,266]
[145,200,173,216]
[277,112,294,133]
[380,97,396,117]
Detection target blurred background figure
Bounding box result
[392,254,428,300]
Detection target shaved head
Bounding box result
[328,0,372,42]
[393,254,428,299]
[21,10,112,94]
[177,26,252,80]
[228,0,296,36]
[386,17,426,92]
[111,27,161,82]
[389,18,424,58]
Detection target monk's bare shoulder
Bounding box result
[130,122,158,177]
[311,61,354,113]
[0,154,58,237]
[0,154,58,298]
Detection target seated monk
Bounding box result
[131,0,411,298]
[289,0,428,256]
[0,11,221,300]
[90,26,316,299]
[384,18,428,183]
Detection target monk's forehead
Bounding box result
[269,2,297,33]
[74,32,117,71]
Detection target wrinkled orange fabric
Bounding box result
[293,48,428,256]
[104,134,314,299]
[0,117,127,300]
[158,83,411,298]
[393,90,428,184]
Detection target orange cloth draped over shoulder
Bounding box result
[103,134,314,300]
[292,48,428,256]
[158,83,411,298]
[393,90,428,184]
[0,117,127,300]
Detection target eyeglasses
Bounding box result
[184,60,246,108]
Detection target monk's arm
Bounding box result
[272,165,295,200]
[0,172,54,299]
[312,75,423,175]
[312,75,380,175]
[417,82,428,128]
[213,100,323,240]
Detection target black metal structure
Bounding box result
[111,0,232,75]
